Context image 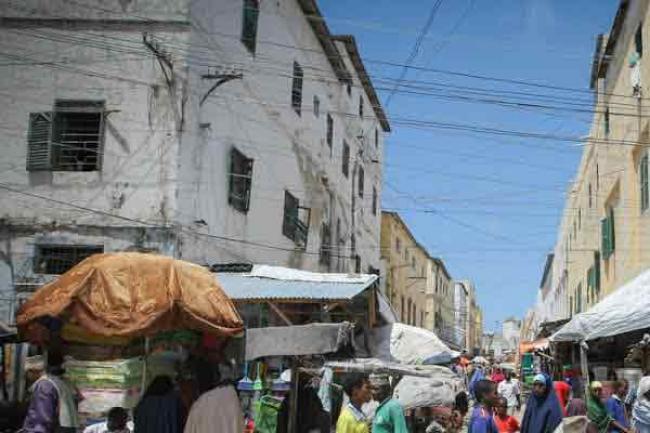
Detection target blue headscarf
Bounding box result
[468,367,485,400]
[521,373,564,433]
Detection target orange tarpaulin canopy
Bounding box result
[519,338,550,354]
[17,253,243,343]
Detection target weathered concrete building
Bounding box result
[0,0,389,321]
[531,0,650,330]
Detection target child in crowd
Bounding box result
[493,397,520,433]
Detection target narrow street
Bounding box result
[1,1,650,433]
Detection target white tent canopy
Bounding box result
[369,323,459,364]
[551,269,650,342]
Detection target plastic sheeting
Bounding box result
[551,268,650,342]
[245,322,354,360]
[369,323,458,365]
[393,376,458,409]
[17,253,243,342]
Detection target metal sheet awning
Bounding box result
[245,322,354,360]
[551,268,650,342]
[215,265,378,302]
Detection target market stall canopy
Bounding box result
[325,358,461,381]
[368,323,459,365]
[519,338,550,353]
[214,265,381,303]
[394,376,458,409]
[17,253,243,343]
[551,268,650,342]
[245,322,354,360]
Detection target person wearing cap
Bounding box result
[587,381,631,433]
[372,374,408,433]
[520,374,563,433]
[22,350,80,433]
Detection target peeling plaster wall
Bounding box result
[176,0,385,272]
[0,0,191,317]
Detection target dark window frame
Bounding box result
[359,95,364,118]
[34,244,104,275]
[27,100,106,172]
[241,0,260,54]
[228,147,254,213]
[358,166,364,198]
[313,95,320,117]
[291,61,304,116]
[326,114,334,153]
[342,140,350,177]
[636,22,643,57]
[372,186,378,215]
[282,190,309,248]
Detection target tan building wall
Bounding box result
[381,212,430,327]
[555,0,650,317]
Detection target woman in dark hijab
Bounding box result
[521,374,564,433]
[134,376,186,433]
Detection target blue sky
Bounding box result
[319,0,619,331]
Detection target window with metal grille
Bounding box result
[241,0,259,54]
[291,61,303,116]
[326,114,333,152]
[27,100,105,172]
[319,223,331,267]
[34,244,103,274]
[228,147,253,213]
[358,166,364,198]
[282,191,309,247]
[342,140,350,177]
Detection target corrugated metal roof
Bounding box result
[215,271,378,302]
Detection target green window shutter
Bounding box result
[594,251,601,294]
[639,154,650,211]
[26,112,53,171]
[241,0,259,54]
[601,217,610,259]
[609,207,615,253]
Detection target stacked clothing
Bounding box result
[64,357,144,422]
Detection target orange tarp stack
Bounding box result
[17,252,243,343]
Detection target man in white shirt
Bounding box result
[497,372,521,416]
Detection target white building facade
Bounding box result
[0,0,389,321]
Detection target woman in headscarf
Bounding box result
[134,376,186,433]
[632,376,650,433]
[586,381,630,433]
[521,374,563,433]
[469,366,485,401]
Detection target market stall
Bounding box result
[551,268,650,393]
[15,252,243,427]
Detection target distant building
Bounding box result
[380,211,463,347]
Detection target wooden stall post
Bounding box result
[288,359,299,433]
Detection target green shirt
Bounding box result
[373,399,408,433]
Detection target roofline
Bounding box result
[331,35,391,132]
[539,253,554,289]
[596,0,630,84]
[297,0,351,84]
[589,33,605,89]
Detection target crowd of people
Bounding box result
[17,349,650,433]
[466,364,650,433]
